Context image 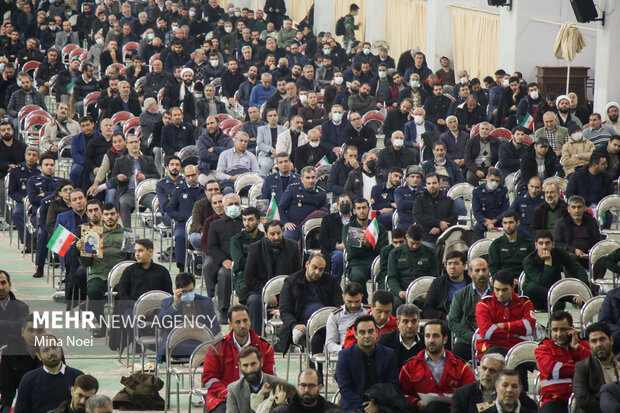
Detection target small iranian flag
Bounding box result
[266,195,280,220]
[315,156,330,168]
[46,225,76,257]
[520,113,534,130]
[369,210,378,220]
[364,218,380,249]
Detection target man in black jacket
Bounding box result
[241,220,301,334]
[0,314,44,412]
[412,173,458,245]
[206,193,244,321]
[464,122,500,185]
[382,98,413,140]
[377,131,419,170]
[530,182,568,236]
[519,137,563,192]
[272,369,343,413]
[553,195,602,268]
[423,251,470,320]
[327,144,357,196]
[108,134,160,228]
[566,152,614,208]
[343,111,376,155]
[0,270,29,347]
[277,253,343,353]
[573,322,619,413]
[343,151,386,201]
[377,304,424,369]
[319,194,352,277]
[452,353,537,413]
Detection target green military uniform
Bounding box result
[604,247,620,273]
[343,218,388,300]
[343,14,358,52]
[488,234,534,279]
[387,243,439,312]
[448,284,490,345]
[229,229,264,296]
[377,244,394,291]
[79,224,131,317]
[522,247,589,311]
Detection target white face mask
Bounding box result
[571,131,583,141]
[333,76,343,85]
[502,79,509,87]
[414,115,424,125]
[309,140,320,148]
[95,38,103,45]
[224,26,232,33]
[393,138,404,148]
[299,94,308,104]
[210,60,219,67]
[460,77,468,84]
[529,91,539,100]
[487,181,499,191]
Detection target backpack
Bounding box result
[335,16,346,36]
[112,373,165,410]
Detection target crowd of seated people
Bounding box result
[1,0,620,412]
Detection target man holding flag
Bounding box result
[517,83,543,131]
[294,128,335,172]
[343,198,388,302]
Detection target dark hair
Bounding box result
[511,125,529,134]
[86,199,102,209]
[610,135,620,143]
[535,230,553,242]
[175,272,195,289]
[425,172,440,183]
[23,312,34,328]
[549,310,573,326]
[353,314,376,332]
[392,227,406,239]
[74,375,99,392]
[39,153,56,164]
[0,270,10,283]
[501,210,519,222]
[495,69,506,76]
[407,224,424,241]
[389,167,403,175]
[343,282,363,297]
[509,76,519,84]
[102,202,118,212]
[424,319,449,337]
[396,303,420,318]
[242,207,260,220]
[527,82,538,88]
[167,155,181,166]
[498,369,521,385]
[445,250,466,265]
[353,197,369,208]
[493,270,515,287]
[228,304,250,321]
[473,78,484,86]
[135,238,154,250]
[589,151,607,167]
[487,167,501,178]
[54,179,74,196]
[371,290,394,306]
[432,140,446,150]
[238,345,262,361]
[264,219,283,232]
[79,115,94,124]
[585,321,612,340]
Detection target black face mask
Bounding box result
[339,203,351,215]
[366,159,377,172]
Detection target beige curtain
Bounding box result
[333,0,365,43]
[287,0,314,23]
[386,0,426,59]
[451,6,499,79]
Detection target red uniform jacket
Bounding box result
[476,292,536,359]
[399,349,476,410]
[535,337,591,406]
[201,330,275,412]
[342,310,398,349]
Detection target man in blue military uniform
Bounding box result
[259,153,300,203]
[156,155,185,227]
[370,167,403,230]
[279,165,328,241]
[8,147,40,251]
[510,176,544,239]
[168,164,205,271]
[394,165,424,231]
[27,154,61,278]
[472,167,510,237]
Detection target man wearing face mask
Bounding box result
[472,167,510,237]
[319,194,353,276]
[516,83,543,128]
[206,193,243,321]
[556,95,583,129]
[202,52,226,83]
[295,128,335,172]
[398,73,429,108]
[403,108,436,157]
[561,124,595,176]
[322,71,344,112]
[378,130,419,171]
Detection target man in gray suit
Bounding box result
[226,346,279,413]
[256,108,287,176]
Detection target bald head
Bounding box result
[184,165,198,186]
[470,258,490,291]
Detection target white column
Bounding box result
[425,0,453,71]
[363,0,387,45]
[593,0,620,113]
[313,0,335,36]
[235,0,251,8]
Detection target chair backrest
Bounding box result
[58,136,72,158]
[580,295,605,336]
[215,113,232,122]
[135,178,158,204]
[543,177,568,193]
[467,238,493,263]
[547,278,592,314]
[371,256,381,280]
[588,239,620,281]
[220,118,241,130]
[518,271,526,295]
[597,195,620,225]
[248,182,263,206]
[505,340,538,370]
[111,111,135,125]
[406,276,436,304]
[133,290,171,320]
[447,183,474,200]
[178,145,198,163]
[107,260,136,291]
[123,117,141,135]
[166,326,215,361]
[306,307,337,340]
[262,275,288,306]
[233,172,263,195]
[504,171,517,194]
[18,105,43,123]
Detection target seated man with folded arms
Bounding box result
[325,282,367,355]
